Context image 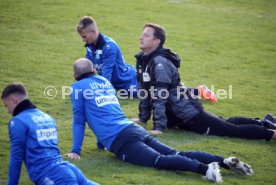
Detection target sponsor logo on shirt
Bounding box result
[36,128,57,141]
[31,114,52,125]
[95,95,119,107]
[89,81,112,90]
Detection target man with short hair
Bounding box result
[134,23,276,138]
[2,83,99,185]
[76,16,138,95]
[66,58,255,183]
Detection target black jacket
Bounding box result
[135,46,203,131]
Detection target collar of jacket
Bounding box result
[13,99,36,116]
[84,33,106,50]
[76,72,95,81]
[135,45,163,62]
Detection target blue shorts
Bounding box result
[37,162,99,185]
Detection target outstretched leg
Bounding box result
[181,111,274,140]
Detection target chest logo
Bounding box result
[95,50,102,60]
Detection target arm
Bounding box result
[151,86,168,132]
[70,84,86,155]
[8,119,27,185]
[138,85,152,123]
[85,47,92,61]
[100,43,117,82]
[150,58,173,132]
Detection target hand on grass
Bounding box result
[149,130,163,136]
[64,152,80,160]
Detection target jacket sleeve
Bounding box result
[70,84,86,155]
[85,47,92,61]
[101,43,117,82]
[150,57,174,131]
[8,118,27,185]
[138,83,152,123]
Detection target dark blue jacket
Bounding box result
[85,33,137,90]
[135,46,203,131]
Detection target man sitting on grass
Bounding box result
[133,23,276,139]
[65,58,254,183]
[2,83,99,185]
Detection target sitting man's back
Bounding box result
[2,82,99,185]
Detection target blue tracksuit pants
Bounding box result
[110,124,226,175]
[37,163,99,185]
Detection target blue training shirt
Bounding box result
[70,74,133,155]
[8,107,64,185]
[85,33,137,90]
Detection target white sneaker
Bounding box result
[224,157,254,176]
[203,162,223,183]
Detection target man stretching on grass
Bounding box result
[133,23,276,138]
[66,58,254,183]
[2,83,99,185]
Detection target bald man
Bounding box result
[2,82,99,185]
[66,58,254,183]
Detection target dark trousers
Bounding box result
[180,111,274,140]
[111,124,225,175]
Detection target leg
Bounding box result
[114,125,204,173]
[66,163,99,185]
[223,116,264,126]
[38,163,78,185]
[113,125,224,182]
[145,136,225,166]
[116,139,207,174]
[178,151,225,166]
[145,135,178,155]
[182,111,274,140]
[225,115,276,129]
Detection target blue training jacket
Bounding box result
[7,100,65,185]
[70,74,133,155]
[85,33,137,90]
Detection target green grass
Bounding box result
[0,0,276,184]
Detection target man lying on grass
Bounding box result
[65,58,254,183]
[2,83,99,185]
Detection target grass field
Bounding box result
[0,0,276,184]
